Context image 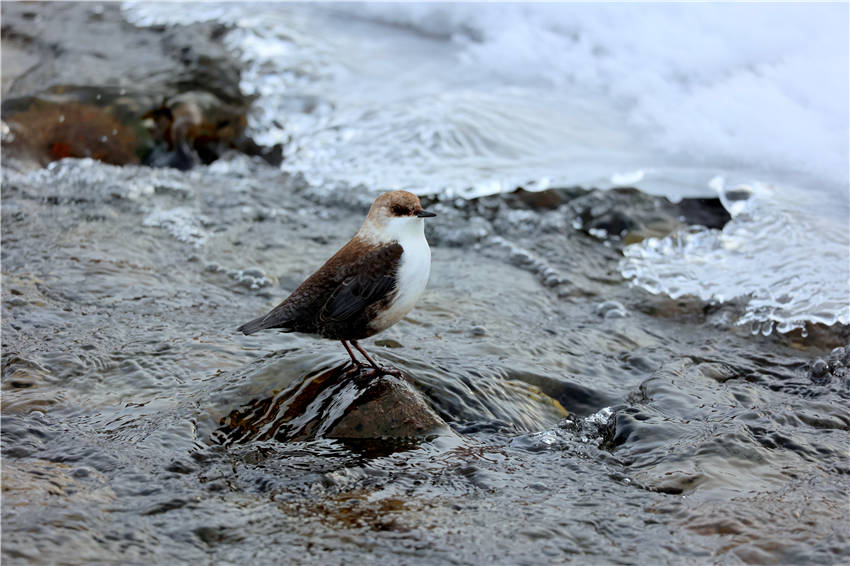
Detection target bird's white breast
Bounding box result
[369,218,431,332]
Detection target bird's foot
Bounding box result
[379,366,403,377]
[353,363,403,378]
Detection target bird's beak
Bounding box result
[416,210,436,218]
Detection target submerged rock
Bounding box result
[215,363,451,445]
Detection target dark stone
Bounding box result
[327,373,448,439]
[165,459,198,474]
[810,359,828,378]
[141,91,251,168]
[214,363,451,446]
[560,187,732,242]
[512,187,569,210]
[677,197,732,230]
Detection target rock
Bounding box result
[2,95,148,167]
[327,374,449,439]
[0,2,276,169]
[503,186,586,210]
[595,300,628,319]
[214,363,451,445]
[0,3,240,101]
[511,187,570,210]
[141,91,256,169]
[810,359,828,378]
[676,197,731,230]
[567,187,731,243]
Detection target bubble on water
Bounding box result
[584,406,613,427]
[143,207,209,247]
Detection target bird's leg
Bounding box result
[350,340,379,369]
[340,340,362,367]
[351,340,402,377]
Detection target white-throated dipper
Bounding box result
[238,190,435,374]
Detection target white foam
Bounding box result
[347,3,849,195]
[143,207,208,248]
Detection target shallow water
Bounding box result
[3,155,849,564]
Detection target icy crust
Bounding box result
[142,208,209,248]
[620,180,850,335]
[5,158,191,202]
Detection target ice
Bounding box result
[620,180,850,333]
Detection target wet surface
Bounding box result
[3,155,849,564]
[3,3,850,565]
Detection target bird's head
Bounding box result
[359,190,436,244]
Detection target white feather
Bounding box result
[366,216,431,332]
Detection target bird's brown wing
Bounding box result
[320,266,397,323]
[237,242,403,336]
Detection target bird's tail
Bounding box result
[238,304,295,335]
[237,316,271,335]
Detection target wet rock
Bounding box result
[165,459,198,475]
[676,197,731,230]
[215,363,451,445]
[780,323,850,351]
[142,91,263,170]
[807,345,850,380]
[564,187,730,243]
[595,300,629,319]
[2,95,149,167]
[327,373,448,439]
[568,187,680,241]
[809,359,828,379]
[0,2,274,169]
[511,187,572,210]
[426,213,491,247]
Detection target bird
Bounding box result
[238,190,436,375]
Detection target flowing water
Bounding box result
[3,4,850,565]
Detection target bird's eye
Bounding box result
[391,204,409,216]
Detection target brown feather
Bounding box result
[237,237,404,340]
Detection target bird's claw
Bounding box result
[352,363,402,378]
